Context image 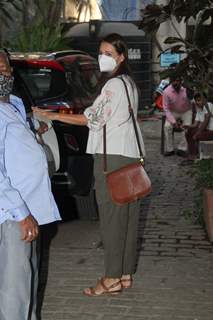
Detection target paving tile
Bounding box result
[40,119,213,320]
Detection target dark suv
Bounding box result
[10,50,100,219]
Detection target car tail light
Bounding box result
[59,106,73,114]
[64,134,79,152]
[48,105,80,114]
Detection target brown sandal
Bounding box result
[121,277,133,289]
[83,278,122,296]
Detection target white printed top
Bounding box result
[84,75,145,158]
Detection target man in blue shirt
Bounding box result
[0,52,61,319]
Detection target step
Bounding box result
[199,140,213,159]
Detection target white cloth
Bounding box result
[203,102,213,130]
[164,109,193,152]
[84,75,145,158]
[155,78,170,95]
[195,107,205,123]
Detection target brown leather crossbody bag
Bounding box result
[103,77,151,205]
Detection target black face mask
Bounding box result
[0,73,14,97]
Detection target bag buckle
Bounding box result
[139,158,144,166]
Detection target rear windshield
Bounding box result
[16,67,66,100]
[60,56,100,97]
[66,64,99,96]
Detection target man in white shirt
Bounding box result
[0,52,61,320]
[184,92,213,162]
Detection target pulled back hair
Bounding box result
[98,33,132,91]
[101,33,131,76]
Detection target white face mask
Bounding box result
[98,54,117,72]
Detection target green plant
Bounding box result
[184,159,213,224]
[0,0,22,45]
[139,0,213,95]
[6,0,70,52]
[11,22,70,52]
[0,0,22,26]
[182,195,204,225]
[192,159,213,189]
[74,0,93,22]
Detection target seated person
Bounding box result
[184,92,213,162]
[163,75,193,156]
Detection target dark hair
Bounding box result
[194,92,207,100]
[97,33,132,91]
[101,33,128,58]
[100,33,131,77]
[170,74,182,82]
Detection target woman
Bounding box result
[33,33,145,296]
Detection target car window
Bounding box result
[78,64,100,95]
[17,67,67,100]
[65,61,100,98]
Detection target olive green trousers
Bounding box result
[94,154,140,278]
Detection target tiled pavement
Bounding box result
[40,118,213,320]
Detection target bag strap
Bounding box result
[103,77,144,173]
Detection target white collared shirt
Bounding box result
[0,96,61,225]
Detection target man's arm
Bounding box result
[183,120,199,129]
[0,170,39,242]
[193,114,210,139]
[163,92,176,124]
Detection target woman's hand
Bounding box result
[33,106,88,126]
[37,121,49,134]
[32,107,58,120]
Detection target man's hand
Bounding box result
[182,124,189,129]
[173,122,182,130]
[193,133,199,140]
[174,118,183,130]
[19,215,39,242]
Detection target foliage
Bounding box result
[0,0,23,45]
[184,159,213,225]
[74,0,93,22]
[192,159,213,189]
[11,22,70,52]
[138,0,213,94]
[32,0,64,28]
[182,197,203,225]
[7,0,70,52]
[0,0,22,27]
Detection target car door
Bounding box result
[12,62,60,175]
[11,56,100,196]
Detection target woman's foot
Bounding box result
[120,275,133,289]
[83,277,122,296]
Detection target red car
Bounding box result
[10,50,100,219]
